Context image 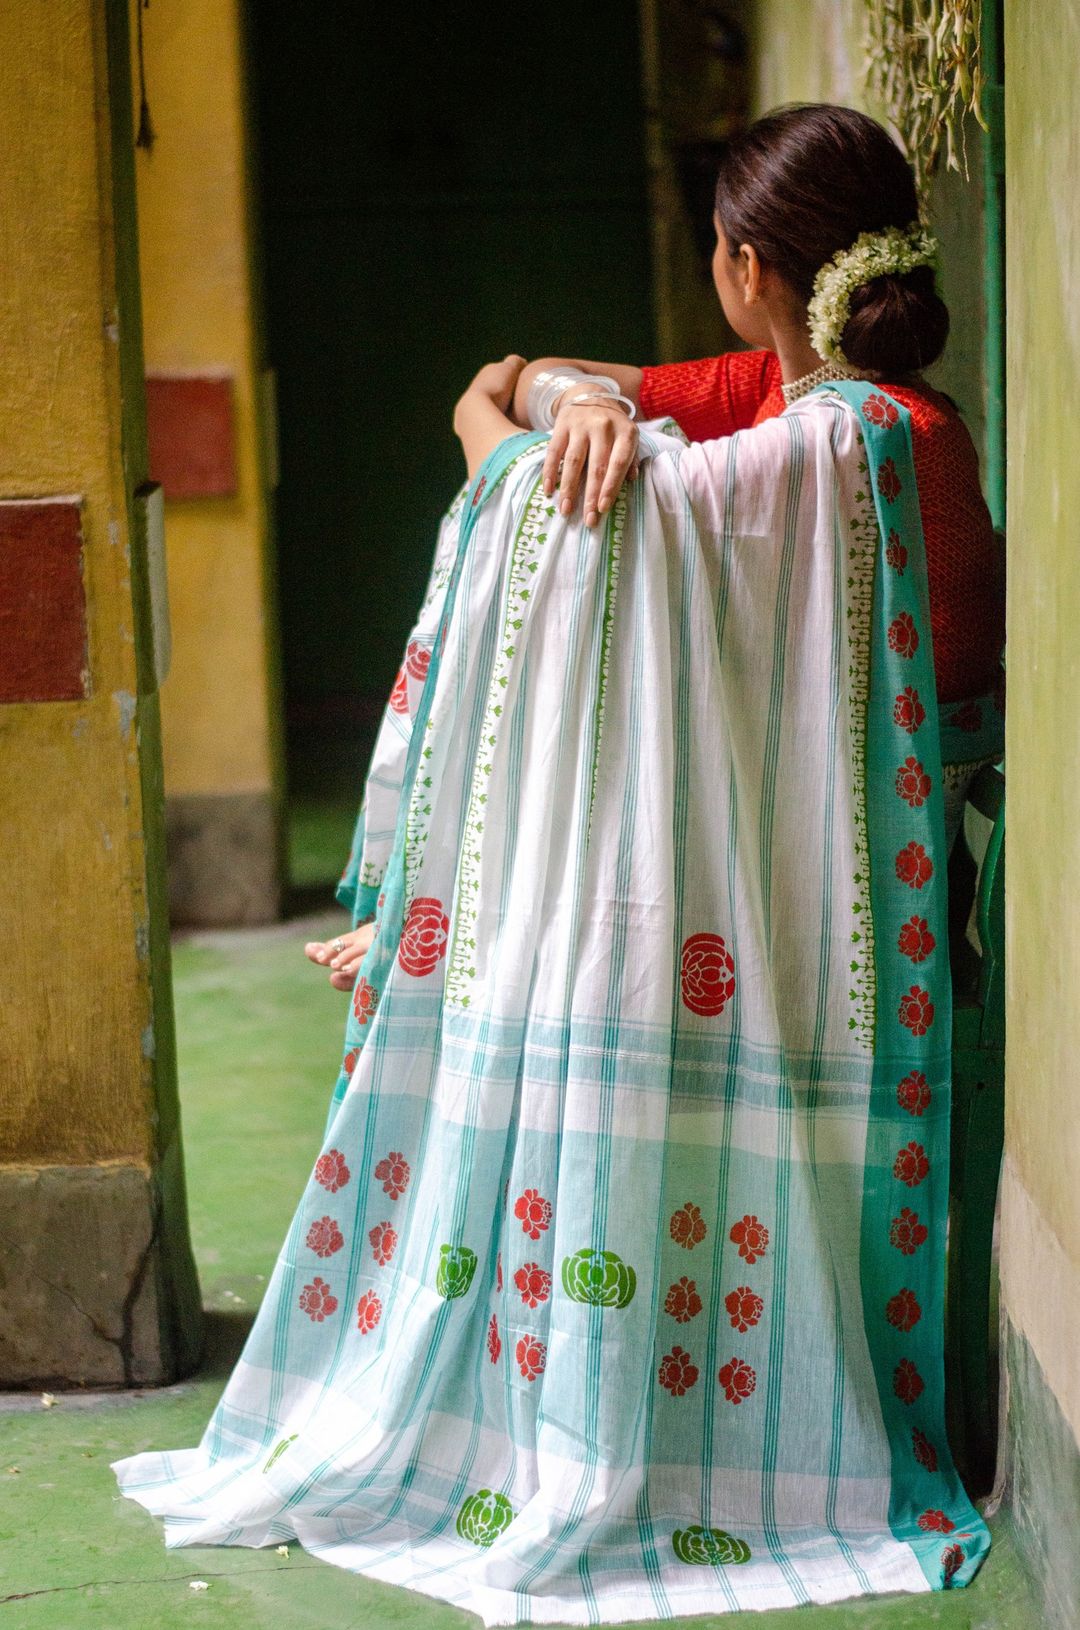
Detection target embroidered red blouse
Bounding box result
[639,350,1005,703]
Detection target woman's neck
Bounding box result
[772,327,830,385]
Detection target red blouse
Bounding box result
[639,350,1005,703]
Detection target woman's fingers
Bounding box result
[558,432,589,515]
[597,430,639,514]
[329,969,356,992]
[543,423,569,496]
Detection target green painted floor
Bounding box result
[0,802,1035,1628]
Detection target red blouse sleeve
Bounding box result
[639,350,781,441]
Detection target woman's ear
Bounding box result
[739,243,763,306]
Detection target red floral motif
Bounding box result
[718,1357,757,1405]
[353,976,379,1026]
[893,1357,925,1405]
[471,475,487,508]
[725,1286,764,1333]
[513,1262,552,1308]
[389,667,409,714]
[306,1215,344,1259]
[877,457,902,502]
[374,1151,410,1201]
[730,1214,769,1264]
[405,639,431,682]
[896,757,932,807]
[299,1277,338,1322]
[899,986,935,1036]
[369,1221,398,1266]
[496,1252,503,1292]
[658,1346,699,1396]
[893,686,926,735]
[898,916,936,964]
[665,1276,703,1324]
[680,933,736,1017]
[894,1141,930,1187]
[670,1202,707,1250]
[378,892,386,909]
[886,1288,922,1332]
[918,1509,956,1535]
[397,896,450,978]
[890,1206,929,1255]
[912,1427,938,1472]
[487,1313,501,1364]
[514,1189,552,1242]
[343,1046,360,1076]
[356,1289,382,1333]
[948,700,983,733]
[887,611,919,658]
[886,532,908,575]
[516,1334,546,1382]
[863,392,900,428]
[942,1544,965,1584]
[895,841,933,890]
[314,1148,350,1194]
[897,1070,932,1116]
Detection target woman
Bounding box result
[117,105,1001,1621]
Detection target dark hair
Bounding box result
[714,104,949,375]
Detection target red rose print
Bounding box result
[942,1544,965,1584]
[378,892,386,909]
[487,1313,501,1364]
[898,916,935,964]
[680,932,736,1017]
[918,1509,956,1535]
[405,639,431,682]
[369,1221,398,1266]
[863,392,900,428]
[670,1202,707,1250]
[893,686,926,735]
[353,976,379,1026]
[343,1047,360,1075]
[299,1276,338,1322]
[730,1214,769,1264]
[895,842,933,890]
[896,757,931,807]
[893,1357,925,1405]
[725,1286,764,1333]
[718,1357,757,1405]
[356,1289,382,1333]
[658,1345,699,1396]
[886,532,908,575]
[397,896,450,978]
[886,1288,922,1332]
[514,1262,552,1308]
[912,1427,938,1472]
[887,612,919,658]
[899,986,935,1036]
[948,700,983,733]
[897,1070,931,1116]
[514,1188,552,1241]
[496,1252,503,1292]
[894,1141,930,1187]
[471,475,487,508]
[890,1206,929,1255]
[877,457,902,502]
[665,1276,703,1324]
[389,667,409,714]
[306,1215,344,1259]
[516,1334,546,1381]
[374,1151,410,1201]
[314,1149,350,1194]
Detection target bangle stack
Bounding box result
[526,368,636,430]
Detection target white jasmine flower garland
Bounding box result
[807,223,939,364]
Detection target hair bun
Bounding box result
[842,265,949,375]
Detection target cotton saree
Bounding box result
[114,383,994,1624]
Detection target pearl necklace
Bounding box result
[781,361,872,406]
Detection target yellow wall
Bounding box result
[1000,0,1080,1443]
[133,0,280,801]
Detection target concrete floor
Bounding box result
[0,801,1036,1629]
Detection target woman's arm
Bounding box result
[453,356,528,480]
[513,357,643,526]
[511,357,644,427]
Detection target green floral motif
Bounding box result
[262,1433,297,1473]
[561,1248,636,1308]
[436,1243,478,1300]
[456,1488,515,1547]
[672,1525,752,1566]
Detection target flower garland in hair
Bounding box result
[807,224,940,365]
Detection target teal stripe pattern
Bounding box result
[112,402,992,1624]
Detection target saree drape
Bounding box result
[114,384,992,1624]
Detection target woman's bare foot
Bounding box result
[304,922,376,991]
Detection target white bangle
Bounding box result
[562,390,638,421]
[526,368,622,430]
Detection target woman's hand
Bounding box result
[461,354,528,413]
[543,397,639,529]
[304,921,376,992]
[453,355,528,478]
